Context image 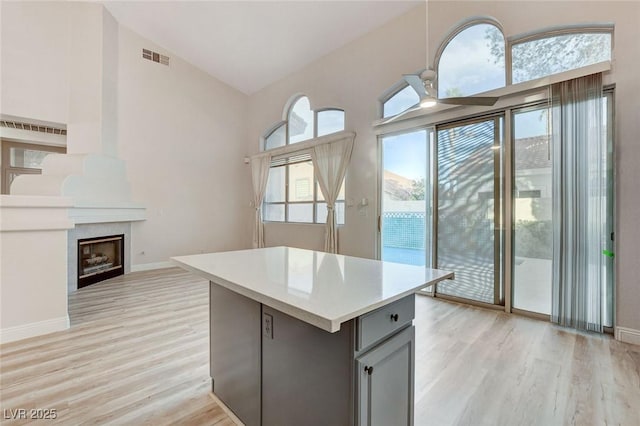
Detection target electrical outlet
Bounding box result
[263,313,273,339]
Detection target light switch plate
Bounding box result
[263,312,273,339]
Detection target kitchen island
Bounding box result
[172,246,454,426]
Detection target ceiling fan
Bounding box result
[404,69,499,108]
[381,69,500,125]
[382,12,500,125]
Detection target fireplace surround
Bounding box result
[68,222,132,292]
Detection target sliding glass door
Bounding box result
[380,129,431,267]
[378,94,613,324]
[435,117,502,304]
[512,94,613,324]
[512,106,553,314]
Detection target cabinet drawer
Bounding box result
[357,294,415,352]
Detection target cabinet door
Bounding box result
[356,325,414,426]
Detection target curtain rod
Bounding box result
[249,131,356,161]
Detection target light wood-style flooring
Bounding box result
[1,268,639,425]
[1,269,232,425]
[413,296,640,425]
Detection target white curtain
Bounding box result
[311,135,354,253]
[250,153,271,248]
[551,73,605,332]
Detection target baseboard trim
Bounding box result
[209,391,244,425]
[0,315,70,345]
[131,261,173,272]
[615,326,640,346]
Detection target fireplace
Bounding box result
[77,234,124,288]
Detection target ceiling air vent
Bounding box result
[0,120,66,135]
[142,48,169,66]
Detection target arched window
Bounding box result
[379,21,614,116]
[262,95,345,150]
[288,96,314,144]
[264,123,286,150]
[262,96,346,224]
[437,22,506,98]
[511,31,612,84]
[382,85,420,118]
[317,109,346,137]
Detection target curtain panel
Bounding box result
[551,72,605,332]
[250,153,272,248]
[311,134,355,253]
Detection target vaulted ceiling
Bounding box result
[103,1,422,95]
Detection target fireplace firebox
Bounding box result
[77,234,124,288]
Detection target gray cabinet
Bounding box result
[209,282,415,426]
[356,325,415,426]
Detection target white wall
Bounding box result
[246,2,640,335]
[1,2,252,342]
[0,196,73,343]
[0,1,69,124]
[247,5,427,258]
[117,26,252,266]
[0,2,253,269]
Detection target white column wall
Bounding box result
[0,196,74,344]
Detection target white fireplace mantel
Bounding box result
[0,195,146,344]
[70,202,146,224]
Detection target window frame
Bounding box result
[262,97,345,151]
[378,20,613,121]
[287,96,315,145]
[261,96,347,225]
[433,18,506,99]
[508,24,614,85]
[316,107,346,137]
[379,80,421,119]
[263,121,287,151]
[263,158,346,225]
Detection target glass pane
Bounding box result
[512,33,611,83]
[316,201,345,225]
[317,110,345,137]
[438,24,505,97]
[381,130,429,267]
[288,203,313,223]
[265,166,285,202]
[264,204,285,222]
[512,107,552,315]
[265,124,286,150]
[316,180,345,201]
[288,162,314,202]
[436,119,499,304]
[289,97,314,144]
[383,85,419,118]
[9,147,51,168]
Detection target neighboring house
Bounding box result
[383,169,415,201]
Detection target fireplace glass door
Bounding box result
[78,234,124,288]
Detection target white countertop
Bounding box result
[171,246,454,333]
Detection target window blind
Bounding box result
[270,151,312,167]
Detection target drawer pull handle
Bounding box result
[364,366,374,375]
[390,313,399,322]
